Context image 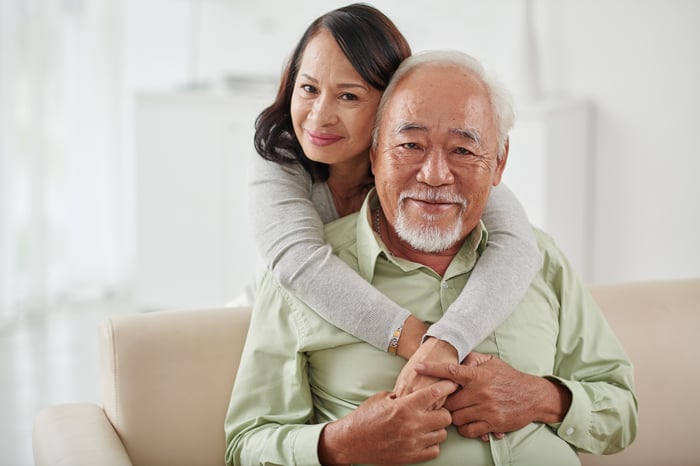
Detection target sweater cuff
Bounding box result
[424,315,472,362]
[387,308,412,352]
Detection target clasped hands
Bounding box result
[319,336,567,465]
[394,337,505,442]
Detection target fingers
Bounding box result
[456,420,493,439]
[393,380,407,397]
[463,352,494,367]
[394,372,441,398]
[407,379,458,411]
[413,362,476,386]
[428,379,460,400]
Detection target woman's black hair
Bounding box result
[253,3,411,181]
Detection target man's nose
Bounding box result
[416,149,455,186]
[309,95,338,126]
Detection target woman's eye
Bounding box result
[340,93,358,101]
[301,84,317,94]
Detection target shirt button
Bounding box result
[442,282,448,289]
[565,427,575,435]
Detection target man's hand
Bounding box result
[393,337,458,403]
[414,358,572,439]
[318,380,458,465]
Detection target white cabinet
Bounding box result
[133,90,270,310]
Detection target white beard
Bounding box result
[393,189,467,253]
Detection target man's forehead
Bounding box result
[396,64,485,92]
[388,67,489,111]
[381,72,493,138]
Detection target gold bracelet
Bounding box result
[388,325,403,355]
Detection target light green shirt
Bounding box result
[224,193,637,466]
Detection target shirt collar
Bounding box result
[356,189,488,283]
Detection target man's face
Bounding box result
[371,65,508,253]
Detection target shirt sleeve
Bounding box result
[249,156,408,351]
[224,271,327,466]
[540,232,638,454]
[426,183,543,360]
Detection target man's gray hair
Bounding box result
[372,50,515,160]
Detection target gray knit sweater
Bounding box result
[248,155,542,361]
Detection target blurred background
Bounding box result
[1,0,699,464]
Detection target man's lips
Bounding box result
[405,198,460,214]
[305,129,342,147]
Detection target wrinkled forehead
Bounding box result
[380,66,496,140]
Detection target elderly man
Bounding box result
[224,50,637,466]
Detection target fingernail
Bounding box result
[413,362,426,371]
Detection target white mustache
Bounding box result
[398,188,467,208]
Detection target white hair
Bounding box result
[372,50,515,160]
[393,187,467,252]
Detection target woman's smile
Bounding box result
[305,128,343,147]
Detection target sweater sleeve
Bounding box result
[425,183,543,361]
[249,156,409,350]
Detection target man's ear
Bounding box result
[492,138,509,186]
[369,146,376,175]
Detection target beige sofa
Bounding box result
[33,279,700,466]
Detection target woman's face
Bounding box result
[291,30,382,170]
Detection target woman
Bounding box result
[248,3,541,391]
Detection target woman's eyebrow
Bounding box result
[298,73,369,91]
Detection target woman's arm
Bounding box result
[249,156,409,351]
[425,183,542,361]
[251,156,539,359]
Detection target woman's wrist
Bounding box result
[395,316,428,359]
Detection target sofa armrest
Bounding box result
[33,403,132,466]
[99,306,251,466]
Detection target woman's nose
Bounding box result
[308,94,338,126]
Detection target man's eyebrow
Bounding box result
[451,128,482,147]
[393,123,483,147]
[394,122,427,134]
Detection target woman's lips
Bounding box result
[305,129,343,147]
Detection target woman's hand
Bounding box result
[393,337,459,408]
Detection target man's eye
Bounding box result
[401,142,420,150]
[455,147,474,156]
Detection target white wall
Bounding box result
[124,0,700,285]
[534,0,700,283]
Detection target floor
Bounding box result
[0,300,131,466]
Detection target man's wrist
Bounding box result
[535,377,572,424]
[318,421,350,466]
